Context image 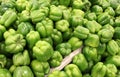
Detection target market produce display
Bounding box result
[0,0,120,77]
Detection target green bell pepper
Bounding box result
[91,62,107,77]
[26,31,40,49]
[42,37,53,46]
[13,50,30,66]
[49,51,63,67]
[85,34,99,47]
[68,37,83,50]
[62,28,72,41]
[56,43,71,56]
[105,64,117,77]
[33,40,54,61]
[48,70,68,77]
[72,0,84,9]
[36,18,53,37]
[3,29,16,39]
[98,29,113,43]
[85,12,97,20]
[59,0,70,6]
[0,68,11,77]
[115,5,120,15]
[103,24,115,33]
[108,0,120,9]
[105,7,115,16]
[73,26,89,39]
[0,54,7,68]
[49,5,62,21]
[31,60,50,77]
[107,40,119,55]
[0,9,17,28]
[114,27,120,39]
[64,64,82,77]
[100,0,110,9]
[5,34,26,53]
[51,29,63,45]
[105,55,120,66]
[13,66,34,77]
[0,25,6,41]
[72,54,88,72]
[17,22,34,36]
[115,16,120,27]
[55,19,69,32]
[91,5,103,15]
[97,43,106,55]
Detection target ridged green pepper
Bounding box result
[97,43,106,55]
[85,12,97,20]
[13,66,34,77]
[5,34,26,53]
[49,51,63,67]
[85,34,99,47]
[42,37,53,46]
[56,43,71,56]
[51,29,63,45]
[64,64,82,77]
[0,10,17,28]
[108,0,120,9]
[72,54,88,72]
[30,7,49,23]
[91,5,103,15]
[62,28,72,41]
[72,0,84,9]
[26,31,40,49]
[68,37,83,50]
[105,64,117,77]
[49,5,62,21]
[97,12,111,25]
[107,40,119,55]
[48,70,68,77]
[105,55,120,66]
[59,0,70,6]
[0,54,7,68]
[98,29,113,43]
[91,62,107,77]
[3,29,16,39]
[31,60,50,77]
[0,68,11,77]
[103,24,115,33]
[55,20,69,32]
[105,7,115,16]
[0,25,6,41]
[17,22,34,36]
[116,5,120,15]
[115,16,120,27]
[33,40,53,61]
[36,18,53,37]
[83,46,98,62]
[13,50,30,66]
[114,27,120,39]
[73,26,89,39]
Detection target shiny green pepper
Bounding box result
[31,60,50,77]
[113,27,120,39]
[42,37,53,46]
[85,34,99,47]
[115,5,120,15]
[85,12,97,20]
[97,43,106,55]
[3,29,16,39]
[73,26,89,39]
[62,28,72,41]
[49,51,63,67]
[68,37,83,50]
[36,18,53,37]
[72,0,84,9]
[59,0,70,6]
[64,64,82,77]
[5,34,26,53]
[13,50,30,66]
[33,40,54,61]
[103,24,115,33]
[0,54,7,68]
[0,68,11,77]
[115,16,120,27]
[107,40,119,55]
[72,54,88,72]
[105,7,115,16]
[91,62,107,77]
[91,5,103,15]
[13,66,34,77]
[26,31,40,49]
[56,43,71,56]
[0,25,6,41]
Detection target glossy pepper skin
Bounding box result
[3,29,16,39]
[0,68,12,77]
[26,31,40,49]
[13,66,34,77]
[59,0,70,6]
[0,25,6,41]
[72,54,88,72]
[114,27,120,39]
[0,54,7,68]
[62,28,72,41]
[91,5,103,15]
[85,34,99,47]
[85,12,97,20]
[31,60,50,77]
[115,17,120,27]
[68,37,83,50]
[115,5,120,15]
[105,7,115,16]
[91,62,107,77]
[64,64,82,77]
[36,18,53,38]
[56,43,71,57]
[73,26,89,39]
[5,34,26,54]
[72,0,84,9]
[0,10,17,28]
[98,29,113,43]
[49,51,63,67]
[107,40,119,55]
[33,40,54,61]
[103,24,115,33]
[55,20,70,32]
[49,5,62,21]
[97,43,106,55]
[13,50,30,66]
[42,37,53,46]
[17,22,34,36]
[48,70,68,77]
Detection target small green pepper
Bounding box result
[0,25,6,41]
[0,68,12,77]
[72,0,84,9]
